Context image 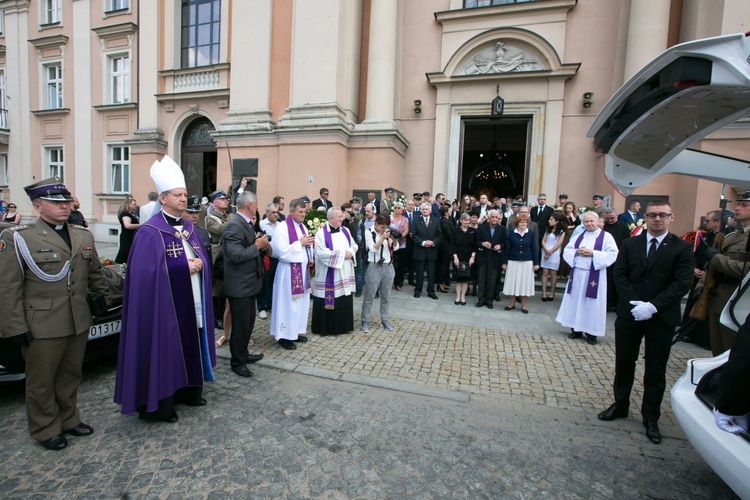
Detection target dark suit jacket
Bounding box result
[613,232,694,327]
[221,214,265,298]
[475,223,507,268]
[311,199,333,212]
[617,211,643,225]
[410,214,442,261]
[530,205,553,229]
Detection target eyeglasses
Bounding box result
[269,211,279,214]
[644,213,672,219]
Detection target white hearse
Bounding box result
[587,32,750,499]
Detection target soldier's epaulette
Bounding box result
[69,224,87,230]
[2,223,33,233]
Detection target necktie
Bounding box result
[424,217,429,227]
[647,238,658,262]
[490,227,495,239]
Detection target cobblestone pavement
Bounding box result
[1,241,727,497]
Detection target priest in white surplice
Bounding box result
[556,212,619,345]
[311,207,358,335]
[270,198,315,350]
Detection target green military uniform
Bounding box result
[707,225,750,355]
[0,178,109,445]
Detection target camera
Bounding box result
[391,231,403,240]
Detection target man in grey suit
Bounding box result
[410,202,442,299]
[221,191,270,377]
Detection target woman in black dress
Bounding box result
[451,212,476,305]
[436,205,455,293]
[115,197,140,263]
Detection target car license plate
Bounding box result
[89,320,121,339]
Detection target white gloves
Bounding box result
[713,408,750,435]
[629,301,657,321]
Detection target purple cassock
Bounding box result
[114,214,216,415]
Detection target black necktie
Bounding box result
[648,238,658,262]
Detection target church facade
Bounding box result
[0,0,748,240]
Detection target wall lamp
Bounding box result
[413,99,422,114]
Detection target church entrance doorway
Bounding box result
[181,118,217,198]
[459,117,530,203]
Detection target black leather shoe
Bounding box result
[245,353,264,363]
[63,423,94,437]
[598,404,628,421]
[278,339,297,350]
[428,293,438,300]
[475,301,485,308]
[414,291,421,298]
[568,331,583,339]
[355,291,361,297]
[494,293,501,302]
[293,335,309,343]
[586,334,598,345]
[186,398,208,407]
[40,434,68,450]
[163,411,179,423]
[643,419,662,444]
[486,303,494,309]
[232,365,253,377]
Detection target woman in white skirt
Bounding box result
[540,212,566,302]
[502,215,540,313]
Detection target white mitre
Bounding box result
[150,155,186,194]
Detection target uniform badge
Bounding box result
[83,246,93,251]
[0,240,5,252]
[42,264,51,272]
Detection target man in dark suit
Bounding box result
[530,193,553,229]
[598,200,694,445]
[311,188,333,212]
[475,210,507,309]
[410,201,442,299]
[221,191,269,377]
[602,207,631,310]
[617,200,643,225]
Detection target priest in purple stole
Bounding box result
[114,156,216,422]
[270,198,315,350]
[556,211,619,345]
[311,207,358,335]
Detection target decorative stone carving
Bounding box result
[217,99,229,109]
[164,102,175,113]
[461,41,538,75]
[189,104,199,114]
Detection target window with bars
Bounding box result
[181,0,221,68]
[110,146,130,193]
[46,63,63,109]
[44,0,61,24]
[47,147,64,181]
[110,55,130,104]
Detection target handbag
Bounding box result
[454,261,471,279]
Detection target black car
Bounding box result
[0,223,124,382]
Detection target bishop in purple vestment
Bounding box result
[114,157,216,422]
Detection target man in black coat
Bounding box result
[475,210,506,309]
[311,187,333,212]
[598,200,694,445]
[221,191,269,377]
[530,193,553,229]
[410,201,442,299]
[602,207,631,310]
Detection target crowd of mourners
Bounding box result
[2,156,748,451]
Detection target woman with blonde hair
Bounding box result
[115,197,140,264]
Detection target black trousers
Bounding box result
[716,314,750,416]
[403,238,415,285]
[477,262,498,304]
[414,258,436,294]
[228,295,257,369]
[613,316,674,421]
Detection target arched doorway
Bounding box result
[181,118,217,198]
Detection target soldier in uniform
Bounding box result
[0,178,109,450]
[205,189,233,341]
[699,191,750,355]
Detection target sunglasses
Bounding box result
[8,205,16,209]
